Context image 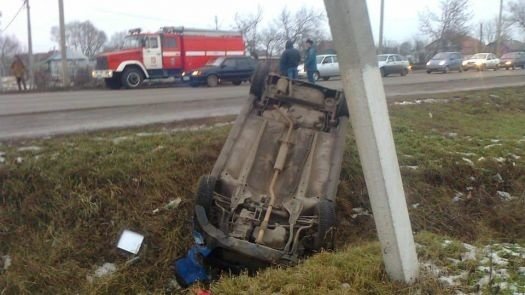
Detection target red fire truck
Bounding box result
[92,27,245,89]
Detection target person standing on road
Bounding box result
[304,39,317,84]
[11,55,27,91]
[279,40,301,79]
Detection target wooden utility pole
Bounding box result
[378,0,385,54]
[324,0,419,283]
[26,0,34,89]
[58,0,69,86]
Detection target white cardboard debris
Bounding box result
[497,191,514,201]
[2,255,12,271]
[117,230,144,254]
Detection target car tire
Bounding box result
[381,68,387,77]
[313,71,320,81]
[322,76,330,81]
[400,68,408,76]
[104,78,121,90]
[494,65,499,71]
[195,175,216,215]
[443,66,449,74]
[121,67,144,89]
[232,80,242,86]
[426,70,432,74]
[207,75,219,87]
[313,199,336,251]
[459,66,464,73]
[249,63,270,100]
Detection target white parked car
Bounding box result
[298,54,340,81]
[377,54,410,77]
[463,53,500,71]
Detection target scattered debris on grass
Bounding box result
[0,151,5,163]
[484,144,503,149]
[496,191,514,201]
[17,146,42,152]
[112,136,132,144]
[351,208,371,219]
[1,255,12,271]
[152,197,182,214]
[87,263,117,283]
[400,165,419,170]
[117,230,145,255]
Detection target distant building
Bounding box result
[46,48,90,80]
[486,40,525,56]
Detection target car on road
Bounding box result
[377,54,410,77]
[298,54,340,81]
[426,52,464,73]
[499,52,525,70]
[463,53,500,71]
[173,65,349,286]
[186,56,257,87]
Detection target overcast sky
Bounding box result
[0,0,506,52]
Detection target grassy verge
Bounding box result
[1,87,524,294]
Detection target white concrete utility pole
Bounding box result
[496,0,504,55]
[26,0,34,89]
[58,0,70,86]
[378,0,385,54]
[323,0,419,283]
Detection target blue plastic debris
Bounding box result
[172,231,212,286]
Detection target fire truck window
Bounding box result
[163,37,177,48]
[146,37,159,49]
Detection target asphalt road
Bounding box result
[1,69,524,140]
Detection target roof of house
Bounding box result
[47,48,88,61]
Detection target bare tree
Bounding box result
[51,21,107,59]
[105,30,128,51]
[258,26,282,58]
[508,0,525,30]
[0,34,21,76]
[233,6,263,58]
[419,0,472,50]
[481,17,513,44]
[273,6,326,51]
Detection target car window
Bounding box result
[387,56,394,62]
[323,56,333,64]
[146,36,159,49]
[237,58,253,69]
[222,59,236,68]
[332,56,338,63]
[394,55,401,62]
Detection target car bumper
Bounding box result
[92,70,114,79]
[426,65,447,71]
[188,76,207,85]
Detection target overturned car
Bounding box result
[173,66,349,286]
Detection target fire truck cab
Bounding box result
[92,27,245,89]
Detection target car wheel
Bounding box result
[195,175,216,215]
[494,65,499,71]
[313,71,320,81]
[207,75,219,87]
[322,76,330,81]
[381,68,387,77]
[443,66,449,74]
[480,65,486,71]
[104,78,121,90]
[313,199,336,251]
[459,66,464,73]
[121,67,144,89]
[400,68,408,76]
[426,70,432,74]
[232,80,242,86]
[249,63,270,100]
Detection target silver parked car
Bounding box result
[426,52,464,73]
[377,54,410,77]
[298,54,340,81]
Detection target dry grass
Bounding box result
[1,87,524,294]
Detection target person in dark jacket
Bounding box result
[279,40,301,79]
[304,39,317,84]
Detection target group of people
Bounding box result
[279,38,317,84]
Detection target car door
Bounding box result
[236,58,255,80]
[394,55,404,73]
[318,56,332,77]
[453,53,462,70]
[332,56,340,77]
[385,55,395,74]
[219,58,238,80]
[143,35,163,70]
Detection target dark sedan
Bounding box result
[186,56,257,87]
[499,52,525,70]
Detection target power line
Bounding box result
[1,0,27,33]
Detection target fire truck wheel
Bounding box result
[207,75,219,87]
[121,67,144,89]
